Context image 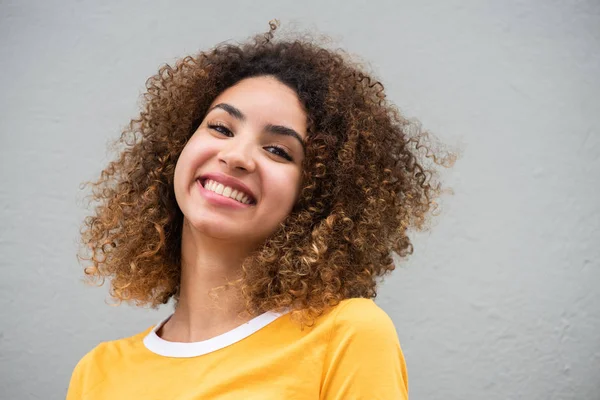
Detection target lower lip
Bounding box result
[196,180,253,209]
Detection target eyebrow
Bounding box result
[208,103,306,151]
[210,103,245,121]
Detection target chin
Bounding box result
[185,216,269,244]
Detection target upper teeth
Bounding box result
[204,179,252,204]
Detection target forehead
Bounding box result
[210,76,308,138]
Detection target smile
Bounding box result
[202,179,255,205]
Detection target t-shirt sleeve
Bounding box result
[65,344,105,400]
[320,298,409,400]
[66,353,87,400]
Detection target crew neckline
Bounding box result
[143,310,288,358]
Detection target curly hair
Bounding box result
[79,22,454,324]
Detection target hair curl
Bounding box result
[79,22,455,324]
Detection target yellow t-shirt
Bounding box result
[66,298,408,399]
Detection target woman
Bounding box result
[67,22,451,399]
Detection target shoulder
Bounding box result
[71,341,108,375]
[69,339,114,389]
[77,327,150,364]
[68,328,152,393]
[334,298,394,323]
[324,298,402,360]
[320,298,409,399]
[331,298,399,340]
[67,341,107,399]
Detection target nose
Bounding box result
[218,137,256,172]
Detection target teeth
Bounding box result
[203,179,252,205]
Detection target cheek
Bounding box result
[262,168,303,210]
[174,136,214,192]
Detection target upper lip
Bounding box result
[197,172,257,203]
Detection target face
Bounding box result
[173,76,308,249]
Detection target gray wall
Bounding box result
[1,1,599,399]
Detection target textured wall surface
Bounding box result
[1,1,599,399]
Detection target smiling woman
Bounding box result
[173,76,307,245]
[68,21,453,400]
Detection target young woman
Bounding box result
[67,22,451,399]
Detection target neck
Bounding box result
[158,219,255,342]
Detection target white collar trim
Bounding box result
[143,310,288,358]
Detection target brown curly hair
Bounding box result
[79,22,454,324]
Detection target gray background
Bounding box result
[1,0,599,399]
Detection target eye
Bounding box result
[207,123,233,137]
[265,145,293,162]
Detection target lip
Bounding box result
[196,180,253,209]
[197,172,257,204]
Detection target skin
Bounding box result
[161,76,308,342]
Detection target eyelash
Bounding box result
[207,123,294,162]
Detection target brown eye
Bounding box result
[208,123,233,137]
[265,145,293,161]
